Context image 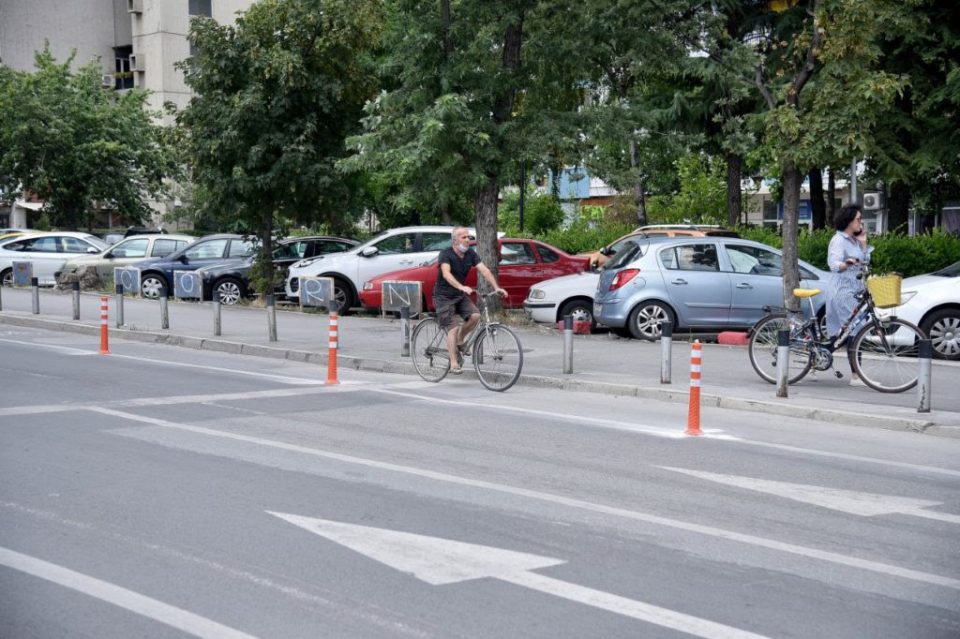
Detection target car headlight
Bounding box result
[899,290,917,305]
[529,289,545,300]
[363,282,373,291]
[292,258,317,269]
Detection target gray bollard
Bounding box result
[776,328,790,398]
[160,289,169,329]
[71,281,80,320]
[918,339,932,413]
[266,294,277,342]
[213,300,221,336]
[562,315,574,374]
[31,277,39,314]
[115,283,124,328]
[660,320,673,384]
[400,306,410,357]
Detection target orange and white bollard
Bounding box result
[99,295,110,355]
[326,310,339,385]
[685,340,702,436]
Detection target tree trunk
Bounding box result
[439,203,450,226]
[809,167,825,230]
[474,180,500,302]
[258,207,274,300]
[781,163,802,313]
[826,167,836,227]
[440,0,453,59]
[888,181,910,233]
[628,138,647,226]
[725,152,742,227]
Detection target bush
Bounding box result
[498,191,565,236]
[539,218,633,255]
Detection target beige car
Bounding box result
[58,233,196,281]
[583,225,740,269]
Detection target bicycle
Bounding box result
[411,292,524,391]
[747,263,926,393]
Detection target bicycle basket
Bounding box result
[866,273,902,308]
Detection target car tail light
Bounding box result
[609,268,640,291]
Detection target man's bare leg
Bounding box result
[458,312,480,350]
[446,326,461,369]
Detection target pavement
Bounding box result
[2,285,959,438]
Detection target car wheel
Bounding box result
[921,308,960,361]
[333,277,355,315]
[0,268,11,287]
[214,277,244,305]
[627,300,674,341]
[141,273,167,299]
[559,299,596,330]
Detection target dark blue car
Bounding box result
[132,234,256,299]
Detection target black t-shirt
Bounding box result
[434,247,481,297]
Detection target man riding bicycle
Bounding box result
[434,227,507,375]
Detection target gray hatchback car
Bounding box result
[594,237,829,339]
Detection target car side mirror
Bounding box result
[179,254,189,263]
[86,247,99,254]
[599,246,614,256]
[360,246,379,258]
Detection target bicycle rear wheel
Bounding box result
[411,318,450,382]
[747,314,814,385]
[473,324,523,391]
[850,318,925,393]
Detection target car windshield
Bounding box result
[603,240,642,270]
[932,261,960,277]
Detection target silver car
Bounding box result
[0,232,109,286]
[594,237,829,339]
[57,234,195,281]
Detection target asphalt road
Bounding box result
[2,327,959,638]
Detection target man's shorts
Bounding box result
[434,294,479,331]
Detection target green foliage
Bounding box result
[735,226,960,277]
[497,191,565,236]
[177,0,383,295]
[538,219,633,255]
[645,154,727,224]
[0,46,178,229]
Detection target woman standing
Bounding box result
[826,204,869,383]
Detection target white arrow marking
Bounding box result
[660,467,960,523]
[269,512,769,639]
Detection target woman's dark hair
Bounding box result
[834,204,862,231]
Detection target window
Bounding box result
[113,238,149,258]
[185,239,227,259]
[62,237,95,253]
[274,241,306,260]
[535,244,559,263]
[188,0,211,17]
[661,244,719,271]
[421,232,452,251]
[22,237,59,253]
[229,239,257,258]
[376,233,416,254]
[151,239,184,257]
[499,242,536,265]
[724,245,780,275]
[114,46,134,90]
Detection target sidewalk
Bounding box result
[2,286,959,437]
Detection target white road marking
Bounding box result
[0,545,257,639]
[271,513,769,639]
[660,467,960,521]
[88,406,960,591]
[0,337,96,355]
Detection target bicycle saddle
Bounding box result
[792,288,821,298]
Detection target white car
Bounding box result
[877,260,960,360]
[0,231,109,286]
[524,270,602,329]
[57,233,196,281]
[285,225,476,313]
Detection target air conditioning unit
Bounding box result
[127,0,143,13]
[129,54,145,72]
[101,74,114,88]
[863,192,883,210]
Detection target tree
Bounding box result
[713,0,905,311]
[0,46,177,230]
[177,0,382,296]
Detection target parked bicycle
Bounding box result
[747,264,926,393]
[411,292,524,391]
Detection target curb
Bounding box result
[1,313,955,438]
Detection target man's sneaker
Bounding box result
[849,375,866,387]
[449,366,463,376]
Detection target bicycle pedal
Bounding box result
[834,371,844,379]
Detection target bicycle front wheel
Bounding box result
[411,318,450,382]
[850,318,925,393]
[473,324,523,392]
[747,314,813,385]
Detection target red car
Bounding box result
[359,238,590,311]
